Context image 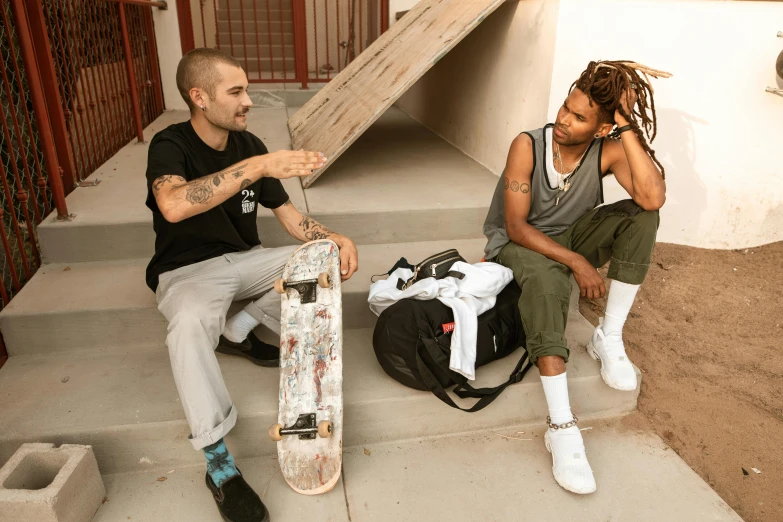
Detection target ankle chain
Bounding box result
[547,415,578,430]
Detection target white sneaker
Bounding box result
[587,318,638,391]
[544,425,596,494]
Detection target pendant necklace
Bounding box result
[553,142,588,206]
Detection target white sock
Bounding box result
[222,310,261,343]
[602,280,640,337]
[540,372,572,424]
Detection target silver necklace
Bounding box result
[553,142,588,206]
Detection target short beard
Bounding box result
[205,110,247,132]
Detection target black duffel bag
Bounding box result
[372,281,532,412]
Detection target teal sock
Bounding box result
[203,439,240,488]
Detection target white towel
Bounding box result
[368,261,513,380]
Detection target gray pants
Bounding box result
[156,245,297,450]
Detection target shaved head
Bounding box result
[176,48,242,111]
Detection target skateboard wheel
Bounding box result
[269,423,283,441]
[318,273,331,288]
[317,420,333,438]
[274,278,285,294]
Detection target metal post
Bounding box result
[22,0,78,194]
[9,0,70,219]
[118,1,146,143]
[292,0,308,89]
[381,0,389,34]
[175,0,195,54]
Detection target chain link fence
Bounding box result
[0,1,52,312]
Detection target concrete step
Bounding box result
[37,108,498,264]
[217,8,293,23]
[0,319,639,475]
[91,421,741,522]
[218,19,293,33]
[218,31,295,46]
[246,88,321,108]
[219,44,295,59]
[220,56,294,73]
[0,238,485,356]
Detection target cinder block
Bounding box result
[0,443,105,522]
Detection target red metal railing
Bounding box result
[38,0,165,184]
[183,0,389,88]
[0,0,163,330]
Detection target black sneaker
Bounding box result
[205,471,270,522]
[217,332,280,367]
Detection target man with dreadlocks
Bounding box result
[483,60,670,494]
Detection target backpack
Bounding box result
[372,282,532,412]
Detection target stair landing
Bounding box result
[91,420,742,522]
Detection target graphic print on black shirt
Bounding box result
[145,121,289,291]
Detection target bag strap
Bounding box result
[371,257,415,283]
[414,335,532,412]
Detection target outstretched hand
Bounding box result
[260,150,326,179]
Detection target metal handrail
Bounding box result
[102,0,168,9]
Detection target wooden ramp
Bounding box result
[289,0,506,188]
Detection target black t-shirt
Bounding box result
[144,121,288,291]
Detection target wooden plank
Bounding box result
[289,0,505,188]
[277,240,343,495]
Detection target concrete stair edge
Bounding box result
[0,238,488,355]
[0,323,638,474]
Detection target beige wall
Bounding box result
[548,0,783,248]
[152,1,188,111]
[396,0,562,175]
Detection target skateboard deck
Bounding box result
[270,239,343,495]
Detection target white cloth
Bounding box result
[368,261,513,380]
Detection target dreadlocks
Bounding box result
[571,60,672,178]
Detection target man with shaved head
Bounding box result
[145,48,358,522]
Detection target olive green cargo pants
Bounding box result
[497,199,659,363]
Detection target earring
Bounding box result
[200,105,206,112]
[594,134,601,139]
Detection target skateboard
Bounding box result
[269,239,343,495]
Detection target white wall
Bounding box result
[389,0,421,27]
[549,0,783,248]
[152,2,188,111]
[397,0,561,174]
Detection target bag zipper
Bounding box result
[418,249,459,268]
[430,255,463,277]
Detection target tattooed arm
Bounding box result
[503,134,605,298]
[272,200,359,281]
[152,150,325,223]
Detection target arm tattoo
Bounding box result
[152,175,175,196]
[185,178,214,204]
[181,163,249,205]
[299,216,334,241]
[503,177,530,194]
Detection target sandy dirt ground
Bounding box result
[579,242,783,522]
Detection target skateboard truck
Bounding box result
[274,273,331,304]
[269,413,333,441]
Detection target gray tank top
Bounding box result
[483,125,604,259]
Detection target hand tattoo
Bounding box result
[299,216,334,241]
[240,179,252,190]
[504,176,509,190]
